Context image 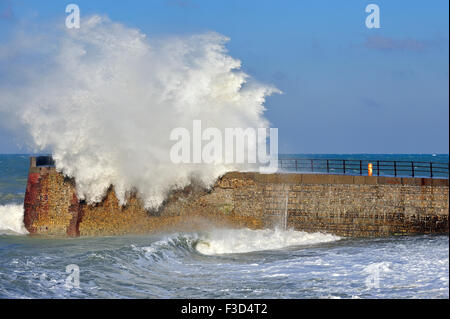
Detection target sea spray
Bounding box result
[284,192,288,230]
[0,15,279,209]
[0,204,28,235]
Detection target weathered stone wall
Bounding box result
[24,164,80,237]
[23,158,449,237]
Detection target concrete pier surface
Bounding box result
[24,157,449,237]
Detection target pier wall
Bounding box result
[23,158,449,237]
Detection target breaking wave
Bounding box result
[128,228,340,261]
[193,228,340,255]
[0,15,278,209]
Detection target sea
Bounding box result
[0,154,448,299]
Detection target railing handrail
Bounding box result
[32,155,449,178]
[278,158,449,179]
[278,157,449,165]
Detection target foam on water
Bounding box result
[127,228,340,259]
[0,204,28,235]
[195,228,340,255]
[0,229,447,298]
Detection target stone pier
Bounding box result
[23,157,449,237]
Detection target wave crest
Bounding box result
[195,228,340,255]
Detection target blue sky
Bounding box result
[0,0,448,153]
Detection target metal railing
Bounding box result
[278,158,449,179]
[32,155,449,178]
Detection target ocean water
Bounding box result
[0,154,448,299]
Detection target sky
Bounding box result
[0,0,448,154]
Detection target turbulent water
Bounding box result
[0,231,448,299]
[0,154,449,298]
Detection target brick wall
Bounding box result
[23,159,449,237]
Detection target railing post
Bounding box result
[295,159,298,171]
[359,160,362,175]
[430,162,433,178]
[411,162,414,177]
[377,160,380,176]
[343,160,346,174]
[394,161,397,177]
[311,159,314,172]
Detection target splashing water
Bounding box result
[195,228,340,255]
[284,192,288,230]
[0,204,28,235]
[0,15,279,209]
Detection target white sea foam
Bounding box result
[195,228,340,255]
[0,15,278,209]
[0,204,28,235]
